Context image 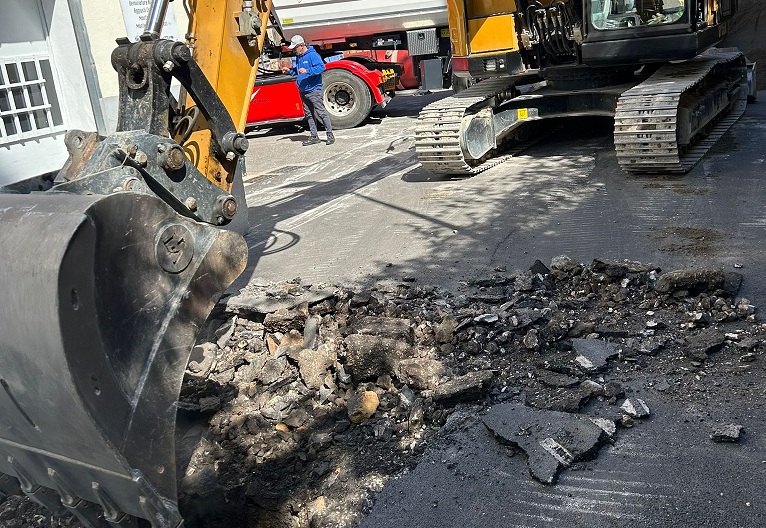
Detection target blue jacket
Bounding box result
[291,46,325,93]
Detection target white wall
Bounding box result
[0,0,96,184]
[43,0,98,132]
[0,0,193,184]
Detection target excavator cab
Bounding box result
[449,0,740,80]
[0,1,274,526]
[579,0,739,66]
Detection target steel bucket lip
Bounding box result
[0,191,246,525]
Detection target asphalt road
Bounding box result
[241,89,766,310]
[360,393,766,528]
[240,90,766,527]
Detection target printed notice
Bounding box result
[119,0,180,42]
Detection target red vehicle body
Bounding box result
[246,59,391,130]
[342,50,419,89]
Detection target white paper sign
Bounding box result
[119,0,180,42]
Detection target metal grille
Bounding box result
[0,58,64,145]
[407,28,439,56]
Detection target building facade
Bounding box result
[0,0,187,185]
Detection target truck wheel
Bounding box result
[322,69,372,129]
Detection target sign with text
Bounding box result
[119,0,180,42]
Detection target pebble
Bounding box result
[347,391,380,424]
[620,398,650,419]
[710,423,744,443]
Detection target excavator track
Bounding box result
[614,50,747,174]
[415,77,523,175]
[417,51,747,177]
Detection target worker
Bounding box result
[282,35,335,146]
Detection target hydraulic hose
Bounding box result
[555,3,574,54]
[536,10,557,56]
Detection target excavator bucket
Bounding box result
[0,191,247,527]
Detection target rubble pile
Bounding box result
[2,256,764,527]
[173,256,764,527]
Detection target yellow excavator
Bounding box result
[417,0,756,175]
[0,0,275,526]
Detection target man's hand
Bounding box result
[298,67,307,74]
[280,67,290,74]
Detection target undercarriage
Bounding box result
[416,50,753,175]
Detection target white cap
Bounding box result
[288,35,305,49]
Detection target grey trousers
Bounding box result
[301,89,333,137]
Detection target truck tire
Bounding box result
[322,69,372,129]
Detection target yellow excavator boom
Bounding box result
[183,0,273,192]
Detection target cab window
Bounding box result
[591,0,685,30]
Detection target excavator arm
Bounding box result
[0,1,273,526]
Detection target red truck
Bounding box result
[246,57,397,130]
[246,0,450,131]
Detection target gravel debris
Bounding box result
[3,257,763,527]
[711,423,745,443]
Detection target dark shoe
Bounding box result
[326,135,335,145]
[302,136,321,146]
